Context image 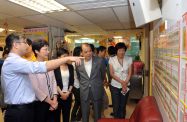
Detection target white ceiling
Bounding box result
[0,0,137,35]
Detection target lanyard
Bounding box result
[45,73,53,100]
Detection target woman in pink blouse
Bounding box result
[29,39,58,122]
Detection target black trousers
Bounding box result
[81,89,102,122]
[4,103,34,122]
[110,85,129,118]
[34,101,55,122]
[71,87,82,121]
[54,94,72,122]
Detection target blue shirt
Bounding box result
[1,53,47,104]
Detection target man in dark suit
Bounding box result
[76,43,106,122]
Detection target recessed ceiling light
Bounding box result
[8,0,68,13]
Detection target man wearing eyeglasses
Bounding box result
[1,33,83,122]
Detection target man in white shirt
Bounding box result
[76,43,106,122]
[1,33,82,122]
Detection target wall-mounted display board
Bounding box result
[152,21,180,122]
[152,15,187,122]
[179,13,187,122]
[125,36,140,60]
[126,37,140,60]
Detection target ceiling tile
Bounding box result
[122,22,132,29]
[65,0,128,10]
[56,0,99,5]
[0,0,136,34]
[47,11,93,25]
[62,23,81,32]
[78,8,119,23]
[1,17,41,28]
[0,0,39,17]
[113,6,131,23]
[78,24,104,32]
[57,0,128,5]
[99,22,124,30]
[0,12,12,20]
[22,15,64,28]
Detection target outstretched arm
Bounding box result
[46,56,83,71]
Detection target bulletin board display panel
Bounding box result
[152,20,186,122]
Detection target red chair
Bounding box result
[132,61,144,76]
[98,96,163,122]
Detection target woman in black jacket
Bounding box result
[54,48,74,122]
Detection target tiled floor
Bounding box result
[88,99,137,122]
[88,87,137,122]
[0,87,137,122]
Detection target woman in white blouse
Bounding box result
[109,42,132,118]
[54,48,74,122]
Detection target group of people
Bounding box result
[1,33,132,122]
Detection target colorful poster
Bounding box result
[23,27,48,41]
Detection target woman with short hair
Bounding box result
[109,42,132,118]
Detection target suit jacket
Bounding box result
[76,56,106,101]
[54,64,74,91]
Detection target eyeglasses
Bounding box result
[41,48,49,51]
[16,41,28,44]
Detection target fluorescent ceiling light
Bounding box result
[0,28,4,32]
[75,38,95,43]
[8,0,68,13]
[160,34,166,37]
[67,34,81,37]
[9,29,16,32]
[113,36,123,39]
[81,38,90,40]
[75,40,82,43]
[0,28,16,32]
[84,34,102,36]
